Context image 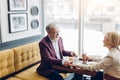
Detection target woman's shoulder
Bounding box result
[107,48,120,60]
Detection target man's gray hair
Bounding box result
[46,23,59,33]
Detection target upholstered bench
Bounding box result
[0,41,72,80]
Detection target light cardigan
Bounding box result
[80,48,120,78]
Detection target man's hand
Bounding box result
[63,61,73,67]
[70,52,78,57]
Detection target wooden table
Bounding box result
[53,65,96,76]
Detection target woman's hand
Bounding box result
[86,56,93,61]
[71,63,80,67]
[70,63,81,69]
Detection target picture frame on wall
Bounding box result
[8,13,28,33]
[8,0,27,11]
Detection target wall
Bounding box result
[0,0,42,43]
[0,0,44,50]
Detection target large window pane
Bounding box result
[83,0,120,57]
[44,0,79,53]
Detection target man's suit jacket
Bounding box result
[37,36,72,76]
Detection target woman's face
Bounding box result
[103,36,109,47]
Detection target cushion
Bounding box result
[14,64,48,80]
[6,77,22,80]
[14,64,70,80]
[0,49,15,78]
[13,42,40,71]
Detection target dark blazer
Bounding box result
[37,36,72,76]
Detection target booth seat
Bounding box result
[0,41,71,80]
[0,49,15,78]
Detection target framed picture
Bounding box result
[8,0,27,11]
[8,13,28,33]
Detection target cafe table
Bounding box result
[52,60,97,76]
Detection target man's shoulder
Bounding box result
[39,36,50,43]
[58,36,63,41]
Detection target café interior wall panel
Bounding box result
[27,0,42,35]
[0,0,42,43]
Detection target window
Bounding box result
[83,0,120,57]
[44,0,79,53]
[44,0,120,57]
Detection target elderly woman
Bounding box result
[71,31,120,80]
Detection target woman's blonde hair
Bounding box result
[105,31,120,49]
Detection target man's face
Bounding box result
[48,28,59,40]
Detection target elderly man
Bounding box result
[37,23,77,80]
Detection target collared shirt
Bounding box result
[49,36,61,59]
[52,40,61,59]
